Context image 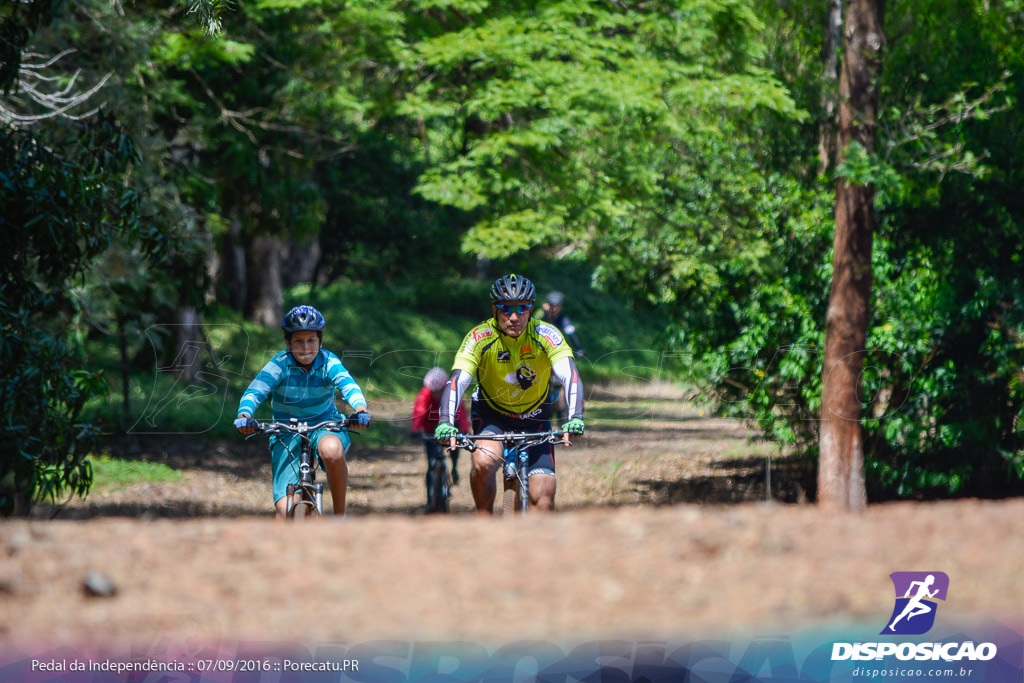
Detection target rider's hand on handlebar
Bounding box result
[351,410,372,429]
[434,422,459,450]
[561,417,584,445]
[234,414,259,435]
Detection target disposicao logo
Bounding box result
[831,571,998,663]
[882,571,949,635]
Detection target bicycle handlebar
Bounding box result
[245,414,362,438]
[451,430,565,452]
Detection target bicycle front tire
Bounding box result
[502,481,521,516]
[289,485,319,520]
[428,458,449,513]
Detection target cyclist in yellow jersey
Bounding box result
[435,274,585,514]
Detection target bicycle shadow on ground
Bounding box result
[101,435,267,479]
[632,455,817,505]
[32,501,269,520]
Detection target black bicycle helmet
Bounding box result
[545,290,565,306]
[490,274,536,302]
[281,305,326,333]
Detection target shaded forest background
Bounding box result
[2,0,1023,515]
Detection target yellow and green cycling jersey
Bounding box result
[453,317,574,417]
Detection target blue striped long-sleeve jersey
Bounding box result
[237,349,367,423]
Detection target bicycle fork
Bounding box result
[503,448,530,514]
[286,454,324,516]
[285,482,324,515]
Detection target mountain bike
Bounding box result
[246,415,362,519]
[452,430,565,515]
[413,432,452,514]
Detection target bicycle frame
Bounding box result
[247,417,356,519]
[453,430,564,515]
[285,431,324,518]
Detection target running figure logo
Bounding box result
[881,571,950,635]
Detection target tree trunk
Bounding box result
[818,0,885,510]
[818,0,843,174]
[118,314,131,433]
[173,307,202,382]
[245,234,284,327]
[281,233,321,288]
[223,210,247,310]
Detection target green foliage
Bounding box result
[8,0,1024,507]
[403,0,803,263]
[0,114,141,515]
[90,455,182,488]
[182,0,237,35]
[0,0,67,92]
[835,142,909,208]
[680,0,1024,499]
[0,0,217,515]
[398,0,1024,501]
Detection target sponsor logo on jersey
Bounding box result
[536,324,563,346]
[514,365,537,390]
[463,327,494,353]
[497,350,511,362]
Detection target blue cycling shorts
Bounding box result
[269,427,351,503]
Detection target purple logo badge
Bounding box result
[881,571,950,635]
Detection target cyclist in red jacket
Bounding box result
[412,367,469,508]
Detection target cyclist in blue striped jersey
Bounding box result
[234,305,371,518]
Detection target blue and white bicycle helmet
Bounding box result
[490,274,536,303]
[282,305,326,333]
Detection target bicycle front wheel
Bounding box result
[502,480,521,516]
[430,458,449,513]
[290,485,319,520]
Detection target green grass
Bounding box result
[81,262,685,441]
[90,455,183,489]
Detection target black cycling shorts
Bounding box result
[471,401,556,477]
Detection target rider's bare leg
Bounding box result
[528,473,556,511]
[319,434,348,516]
[469,439,501,515]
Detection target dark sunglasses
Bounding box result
[494,303,533,315]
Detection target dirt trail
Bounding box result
[2,384,1021,651]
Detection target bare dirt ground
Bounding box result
[2,383,1022,654]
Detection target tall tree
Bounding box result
[817,0,843,173]
[818,0,885,509]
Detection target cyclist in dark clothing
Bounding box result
[541,291,585,358]
[540,291,584,423]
